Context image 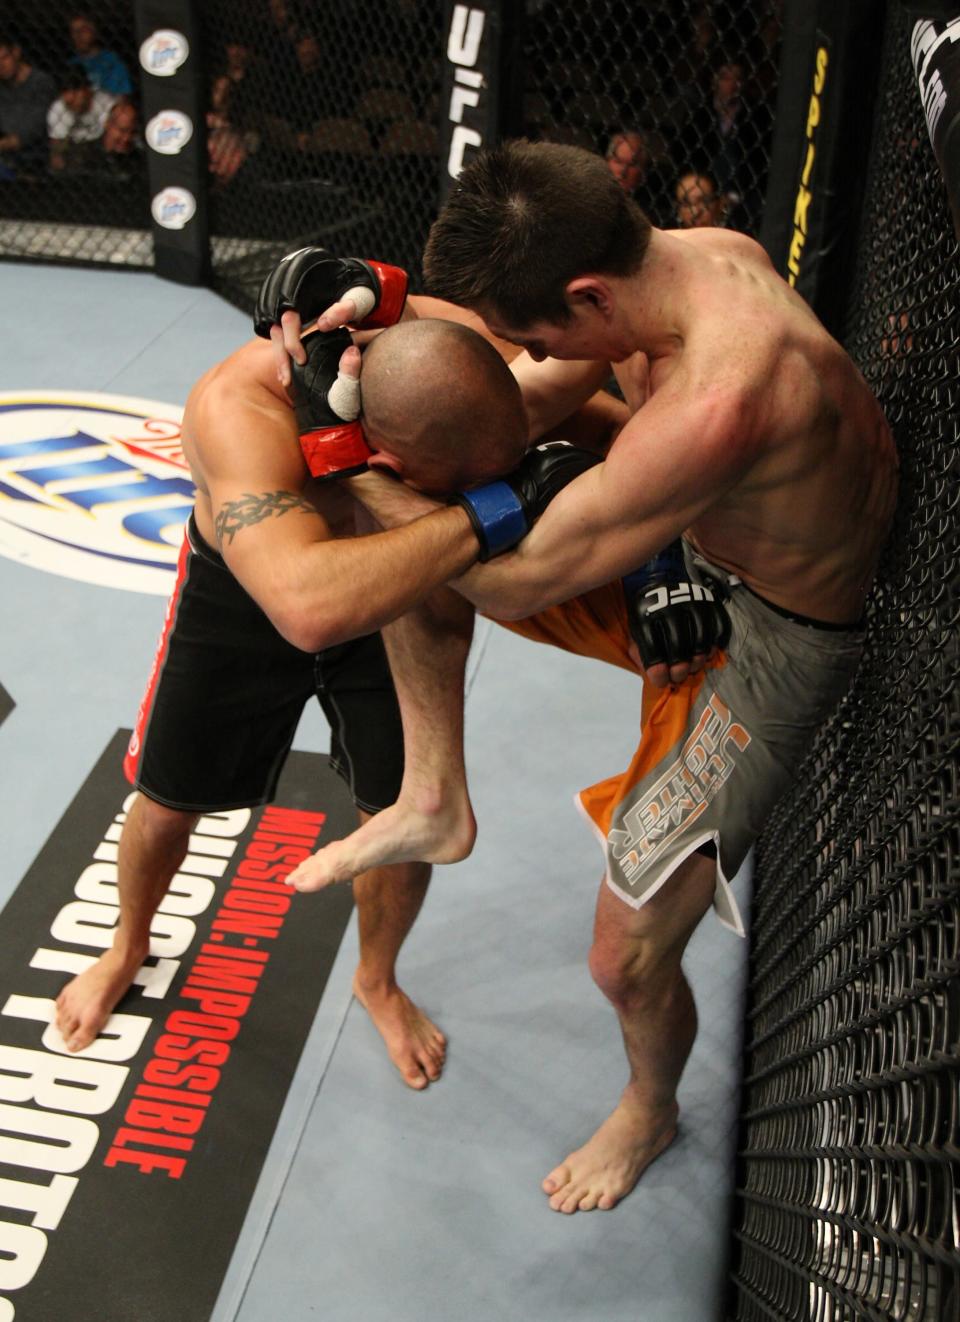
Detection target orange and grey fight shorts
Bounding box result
[494,544,864,935]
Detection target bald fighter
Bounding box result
[270,141,897,1213]
[53,300,526,1088]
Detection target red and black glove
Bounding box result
[289,328,372,480]
[254,245,408,337]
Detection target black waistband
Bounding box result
[186,512,228,569]
[742,582,863,632]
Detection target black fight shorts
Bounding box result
[124,516,404,814]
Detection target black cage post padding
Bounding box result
[438,1,525,202]
[135,0,209,285]
[760,0,885,337]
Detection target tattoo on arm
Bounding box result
[215,490,315,548]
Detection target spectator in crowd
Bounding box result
[260,31,332,164]
[208,124,249,187]
[675,168,728,228]
[605,129,647,195]
[604,128,673,227]
[67,12,133,97]
[210,38,258,135]
[98,99,144,177]
[670,2,716,100]
[681,57,772,233]
[745,2,783,104]
[47,68,115,171]
[0,34,56,178]
[252,0,300,107]
[207,38,260,188]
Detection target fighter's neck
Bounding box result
[616,230,697,359]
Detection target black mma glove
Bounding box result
[454,440,601,561]
[289,328,372,480]
[622,541,730,671]
[254,246,408,338]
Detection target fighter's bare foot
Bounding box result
[542,1097,678,1213]
[353,973,447,1090]
[55,944,147,1052]
[288,794,476,891]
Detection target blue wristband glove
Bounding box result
[454,441,601,562]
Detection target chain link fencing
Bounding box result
[199,0,444,310]
[522,0,780,237]
[728,5,960,1318]
[201,0,780,311]
[1,2,781,303]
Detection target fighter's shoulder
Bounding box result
[679,225,771,267]
[185,340,298,475]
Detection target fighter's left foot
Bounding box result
[353,973,447,1090]
[288,795,476,891]
[541,1097,678,1213]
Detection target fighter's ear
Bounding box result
[366,449,404,476]
[564,275,614,316]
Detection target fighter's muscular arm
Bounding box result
[452,373,756,619]
[190,360,479,652]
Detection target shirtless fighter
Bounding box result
[267,141,897,1212]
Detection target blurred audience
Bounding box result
[675,169,728,228]
[210,39,258,136]
[0,34,56,178]
[261,31,326,158]
[208,125,250,187]
[99,99,143,177]
[0,2,784,229]
[681,57,773,233]
[47,68,114,171]
[606,129,647,194]
[605,128,673,226]
[67,12,133,98]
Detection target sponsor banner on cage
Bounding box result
[0,391,193,595]
[0,732,355,1322]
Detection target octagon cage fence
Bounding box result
[0,2,957,1319]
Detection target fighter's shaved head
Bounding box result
[361,318,527,491]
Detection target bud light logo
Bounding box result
[0,392,194,594]
[145,109,193,155]
[151,186,196,230]
[139,28,190,77]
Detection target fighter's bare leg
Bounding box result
[55,793,198,1052]
[352,842,446,1089]
[290,587,476,890]
[543,852,717,1213]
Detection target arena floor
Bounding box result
[0,261,750,1322]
